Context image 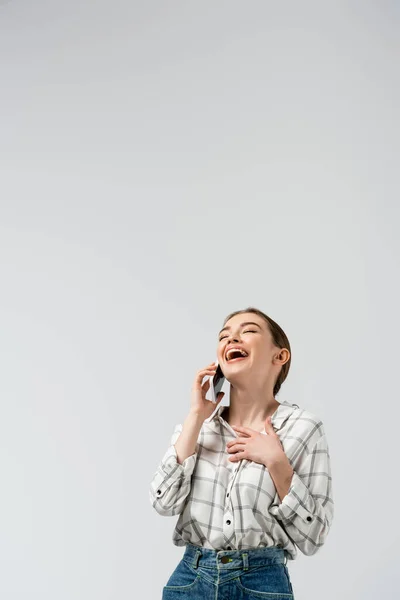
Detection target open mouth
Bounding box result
[225,349,249,362]
[227,356,248,363]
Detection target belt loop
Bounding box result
[284,551,288,566]
[192,549,201,569]
[242,552,249,571]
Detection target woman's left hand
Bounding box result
[226,416,287,469]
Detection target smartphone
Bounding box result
[210,361,225,403]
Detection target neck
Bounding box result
[224,382,280,428]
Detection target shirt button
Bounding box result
[227,546,232,550]
[307,516,312,522]
[226,493,229,497]
[156,490,161,495]
[226,519,231,525]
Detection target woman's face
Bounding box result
[216,313,278,380]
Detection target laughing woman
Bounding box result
[149,307,334,599]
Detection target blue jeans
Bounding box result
[162,543,295,599]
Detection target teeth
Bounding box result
[226,348,248,361]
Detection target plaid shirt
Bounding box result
[149,399,334,560]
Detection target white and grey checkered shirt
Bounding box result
[149,399,334,560]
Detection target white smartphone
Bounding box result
[210,360,225,403]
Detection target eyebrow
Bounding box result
[218,321,263,336]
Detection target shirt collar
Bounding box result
[204,399,298,433]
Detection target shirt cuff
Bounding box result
[272,471,316,525]
[160,444,197,478]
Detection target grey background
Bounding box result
[0,1,398,598]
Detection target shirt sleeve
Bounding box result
[149,423,198,516]
[269,431,334,556]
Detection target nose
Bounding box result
[227,334,241,344]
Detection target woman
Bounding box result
[149,307,334,599]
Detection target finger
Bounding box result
[227,442,246,452]
[205,362,217,370]
[228,436,246,445]
[228,449,246,461]
[198,367,217,376]
[200,362,217,371]
[196,368,217,382]
[264,416,277,434]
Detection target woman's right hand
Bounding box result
[190,362,225,421]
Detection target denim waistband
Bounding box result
[183,543,287,571]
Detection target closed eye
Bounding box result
[219,330,257,341]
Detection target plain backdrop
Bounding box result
[0,1,399,599]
